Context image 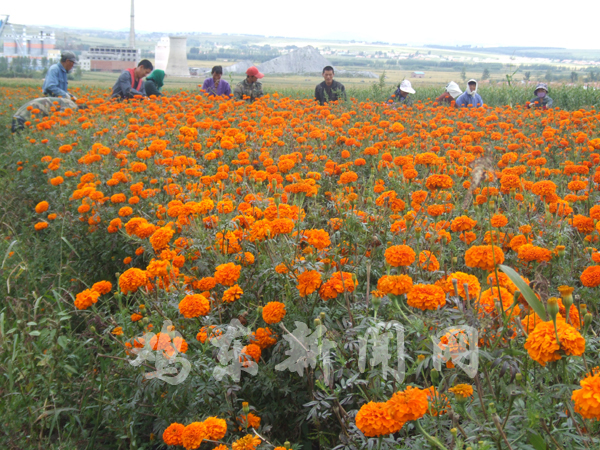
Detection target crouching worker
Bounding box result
[388,80,415,106]
[145,69,165,97]
[435,81,462,106]
[42,51,78,100]
[234,67,264,103]
[12,97,79,133]
[456,79,484,107]
[111,60,153,99]
[528,83,553,109]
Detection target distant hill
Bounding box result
[257,46,331,74]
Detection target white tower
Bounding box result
[165,36,189,77]
[154,37,170,71]
[129,0,135,48]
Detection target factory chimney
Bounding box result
[129,0,135,48]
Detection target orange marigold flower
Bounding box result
[406,284,446,310]
[572,369,600,420]
[355,401,402,437]
[387,386,429,423]
[524,319,585,366]
[223,284,244,303]
[91,280,112,295]
[425,386,449,416]
[448,384,474,398]
[35,222,49,231]
[119,268,148,294]
[262,301,286,324]
[517,243,553,263]
[194,276,217,291]
[377,274,413,296]
[214,262,242,286]
[131,313,143,322]
[240,343,262,365]
[440,272,481,300]
[181,422,207,450]
[232,434,261,450]
[571,214,595,234]
[203,417,227,440]
[179,294,210,318]
[35,201,49,213]
[162,423,185,446]
[580,266,600,287]
[250,327,277,349]
[74,289,100,310]
[297,270,322,297]
[303,229,331,249]
[490,214,508,228]
[237,413,261,429]
[418,250,440,272]
[150,226,175,252]
[450,215,477,232]
[425,174,453,190]
[385,245,416,267]
[464,245,505,271]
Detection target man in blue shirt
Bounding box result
[42,51,78,100]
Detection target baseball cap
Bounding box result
[246,66,264,79]
[61,51,78,63]
[400,80,415,94]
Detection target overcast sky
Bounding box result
[3,0,599,49]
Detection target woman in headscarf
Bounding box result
[527,83,553,109]
[435,81,462,106]
[145,69,165,97]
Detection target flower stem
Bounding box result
[415,419,449,450]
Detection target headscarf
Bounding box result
[146,70,165,90]
[445,81,462,99]
[466,79,478,96]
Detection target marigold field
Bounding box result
[2,84,600,450]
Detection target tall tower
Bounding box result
[129,0,135,48]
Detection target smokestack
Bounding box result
[129,0,135,48]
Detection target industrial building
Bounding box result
[2,28,56,59]
[79,46,141,72]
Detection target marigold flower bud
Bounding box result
[284,442,291,450]
[319,312,326,321]
[547,297,559,322]
[584,313,593,329]
[314,318,321,326]
[431,368,440,384]
[242,402,250,414]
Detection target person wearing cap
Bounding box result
[42,51,78,100]
[389,80,415,106]
[234,66,264,102]
[455,79,484,108]
[528,83,553,109]
[315,66,346,105]
[202,66,232,97]
[435,81,462,106]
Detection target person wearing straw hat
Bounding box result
[455,79,484,108]
[234,66,264,103]
[527,83,553,109]
[388,80,415,106]
[42,51,78,100]
[435,81,462,106]
[145,69,165,97]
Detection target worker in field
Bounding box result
[12,97,79,133]
[234,66,264,103]
[42,51,78,100]
[455,79,484,107]
[315,66,346,105]
[388,80,415,106]
[435,81,462,106]
[201,66,232,97]
[527,83,553,109]
[110,60,153,100]
[144,69,165,97]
